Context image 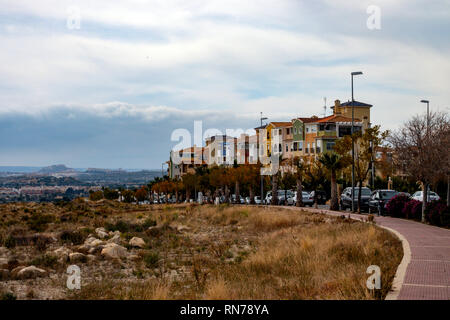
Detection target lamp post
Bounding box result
[351,71,363,213]
[260,112,268,204]
[420,99,430,208]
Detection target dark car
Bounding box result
[340,187,372,212]
[369,190,399,215]
[309,190,328,205]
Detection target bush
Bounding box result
[426,200,450,228]
[89,190,104,201]
[385,194,410,218]
[402,200,422,220]
[27,213,54,232]
[30,254,59,268]
[143,251,160,268]
[60,230,84,245]
[104,188,119,200]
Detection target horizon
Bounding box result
[1,1,449,168]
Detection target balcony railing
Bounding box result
[317,130,337,137]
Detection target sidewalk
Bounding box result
[284,206,450,300]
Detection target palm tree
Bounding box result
[293,157,305,207]
[319,152,344,211]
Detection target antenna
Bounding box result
[323,97,327,117]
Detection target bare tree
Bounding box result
[389,111,450,222]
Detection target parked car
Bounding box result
[291,191,314,206]
[369,190,399,215]
[411,191,440,202]
[254,196,262,205]
[309,190,328,205]
[340,187,372,212]
[231,194,245,204]
[279,190,294,205]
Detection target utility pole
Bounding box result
[351,71,363,213]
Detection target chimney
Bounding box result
[334,100,341,115]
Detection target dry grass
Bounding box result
[66,204,402,300]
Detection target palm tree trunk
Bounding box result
[296,178,303,207]
[235,180,240,204]
[357,181,363,213]
[271,174,278,205]
[249,186,255,204]
[330,170,338,211]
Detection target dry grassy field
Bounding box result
[0,200,402,300]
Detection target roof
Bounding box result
[294,117,320,123]
[316,114,361,123]
[254,124,267,130]
[269,121,292,128]
[334,100,372,108]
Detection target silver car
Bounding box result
[292,191,314,206]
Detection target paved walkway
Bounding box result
[283,206,450,300]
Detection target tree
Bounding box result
[319,152,346,211]
[293,157,306,207]
[305,158,326,208]
[121,189,135,203]
[390,111,450,221]
[271,172,279,205]
[135,187,148,203]
[103,188,119,200]
[335,125,388,213]
[182,173,197,201]
[89,190,103,201]
[242,164,261,204]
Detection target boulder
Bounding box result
[0,268,9,281]
[129,237,145,248]
[107,234,121,244]
[76,244,91,255]
[176,225,191,233]
[86,254,97,263]
[127,254,141,261]
[69,253,87,263]
[101,243,127,259]
[0,257,8,269]
[95,227,108,239]
[15,266,47,280]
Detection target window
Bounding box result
[326,141,335,151]
[306,127,310,133]
[286,144,288,152]
[306,143,310,153]
[279,129,282,135]
[279,144,282,152]
[294,127,297,134]
[293,142,298,151]
[298,141,303,151]
[311,143,315,154]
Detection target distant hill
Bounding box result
[0,166,43,173]
[39,164,75,174]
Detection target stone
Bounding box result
[107,234,121,244]
[176,225,191,233]
[129,237,145,248]
[76,244,91,254]
[0,257,8,269]
[127,254,141,261]
[101,243,127,259]
[95,227,108,239]
[69,253,87,263]
[15,266,47,280]
[88,245,104,255]
[0,268,9,281]
[86,254,97,262]
[90,239,105,247]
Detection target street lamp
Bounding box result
[351,71,363,213]
[260,112,268,204]
[420,99,430,206]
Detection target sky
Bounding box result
[0,0,449,169]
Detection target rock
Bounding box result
[69,253,87,263]
[16,266,47,280]
[109,230,120,237]
[76,244,91,255]
[86,254,97,262]
[176,225,191,233]
[95,227,108,239]
[101,243,127,259]
[0,268,9,281]
[0,247,8,255]
[127,254,141,261]
[91,239,105,246]
[88,246,104,255]
[129,237,145,248]
[107,234,121,244]
[0,257,8,269]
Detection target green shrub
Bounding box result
[30,254,58,268]
[4,235,16,249]
[27,213,54,232]
[142,218,157,229]
[1,292,17,300]
[143,251,160,268]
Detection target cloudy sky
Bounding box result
[0,0,449,169]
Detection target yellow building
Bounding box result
[331,99,372,129]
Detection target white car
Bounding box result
[412,191,440,202]
[254,196,262,205]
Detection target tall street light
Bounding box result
[420,99,430,207]
[260,112,268,204]
[351,71,363,213]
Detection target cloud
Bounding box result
[0,0,449,167]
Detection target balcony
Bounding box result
[317,130,337,137]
